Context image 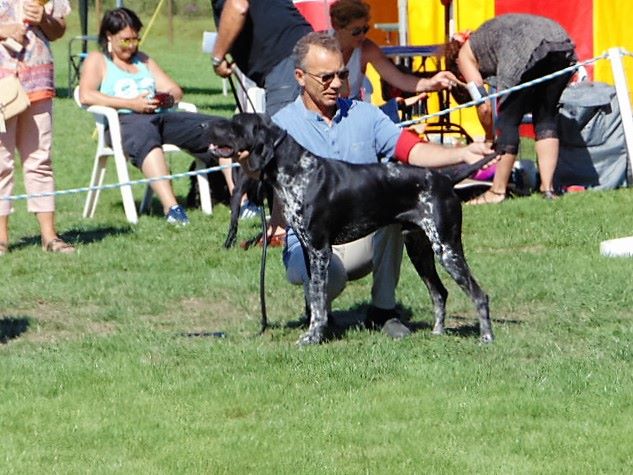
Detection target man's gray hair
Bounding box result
[293,32,342,70]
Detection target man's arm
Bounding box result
[395,129,494,168]
[212,0,250,78]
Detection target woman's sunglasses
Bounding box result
[350,25,370,37]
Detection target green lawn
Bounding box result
[1,10,633,474]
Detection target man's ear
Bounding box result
[295,68,306,88]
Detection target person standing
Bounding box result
[210,0,313,116]
[0,0,75,254]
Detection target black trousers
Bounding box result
[496,52,575,155]
[118,111,225,168]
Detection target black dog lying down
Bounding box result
[205,113,496,345]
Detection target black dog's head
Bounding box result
[202,113,287,179]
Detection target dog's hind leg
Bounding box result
[418,211,493,342]
[404,231,449,335]
[436,246,493,343]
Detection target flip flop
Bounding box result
[466,189,507,205]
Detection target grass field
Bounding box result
[2,9,633,474]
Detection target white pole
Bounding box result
[600,47,633,257]
[398,0,408,46]
[608,47,633,174]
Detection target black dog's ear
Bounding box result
[247,127,276,171]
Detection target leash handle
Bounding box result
[227,67,259,115]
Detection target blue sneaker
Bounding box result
[239,201,260,220]
[165,205,190,227]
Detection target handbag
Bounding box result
[0,75,30,133]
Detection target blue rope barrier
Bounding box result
[0,162,239,202]
[1,50,629,203]
[398,54,608,128]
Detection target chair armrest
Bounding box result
[177,101,197,113]
[84,105,124,153]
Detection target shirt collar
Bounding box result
[292,95,356,123]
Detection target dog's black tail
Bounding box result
[438,152,500,185]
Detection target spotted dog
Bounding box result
[205,113,496,345]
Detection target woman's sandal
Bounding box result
[466,189,507,206]
[43,238,76,254]
[541,190,560,200]
[0,241,8,256]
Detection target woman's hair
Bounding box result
[330,0,370,29]
[293,32,341,70]
[98,7,143,56]
[440,39,470,104]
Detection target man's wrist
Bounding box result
[212,55,225,68]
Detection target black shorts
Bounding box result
[118,111,225,168]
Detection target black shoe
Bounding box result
[365,305,397,329]
[365,306,410,339]
[382,318,411,340]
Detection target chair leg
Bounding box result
[111,152,139,224]
[83,153,108,219]
[196,159,213,215]
[139,186,154,215]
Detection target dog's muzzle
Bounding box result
[208,143,236,159]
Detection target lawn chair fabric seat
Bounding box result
[73,87,212,224]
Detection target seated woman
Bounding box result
[330,0,459,103]
[79,7,221,226]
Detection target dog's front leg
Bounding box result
[297,247,331,346]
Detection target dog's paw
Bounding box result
[480,332,495,344]
[296,329,323,346]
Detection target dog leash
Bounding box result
[226,69,270,334]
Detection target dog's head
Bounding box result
[203,113,287,179]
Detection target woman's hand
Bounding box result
[2,23,27,43]
[23,1,45,26]
[131,93,159,114]
[417,71,461,92]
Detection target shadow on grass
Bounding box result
[0,316,30,343]
[278,304,520,342]
[10,225,133,251]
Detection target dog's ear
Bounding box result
[247,128,276,171]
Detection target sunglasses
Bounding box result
[350,25,370,37]
[118,37,141,47]
[304,68,350,85]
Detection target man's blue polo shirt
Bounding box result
[272,96,400,164]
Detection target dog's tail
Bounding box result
[438,152,500,185]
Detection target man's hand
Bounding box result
[457,141,496,165]
[212,57,235,78]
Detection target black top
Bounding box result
[211,0,312,86]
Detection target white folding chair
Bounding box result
[74,87,212,224]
